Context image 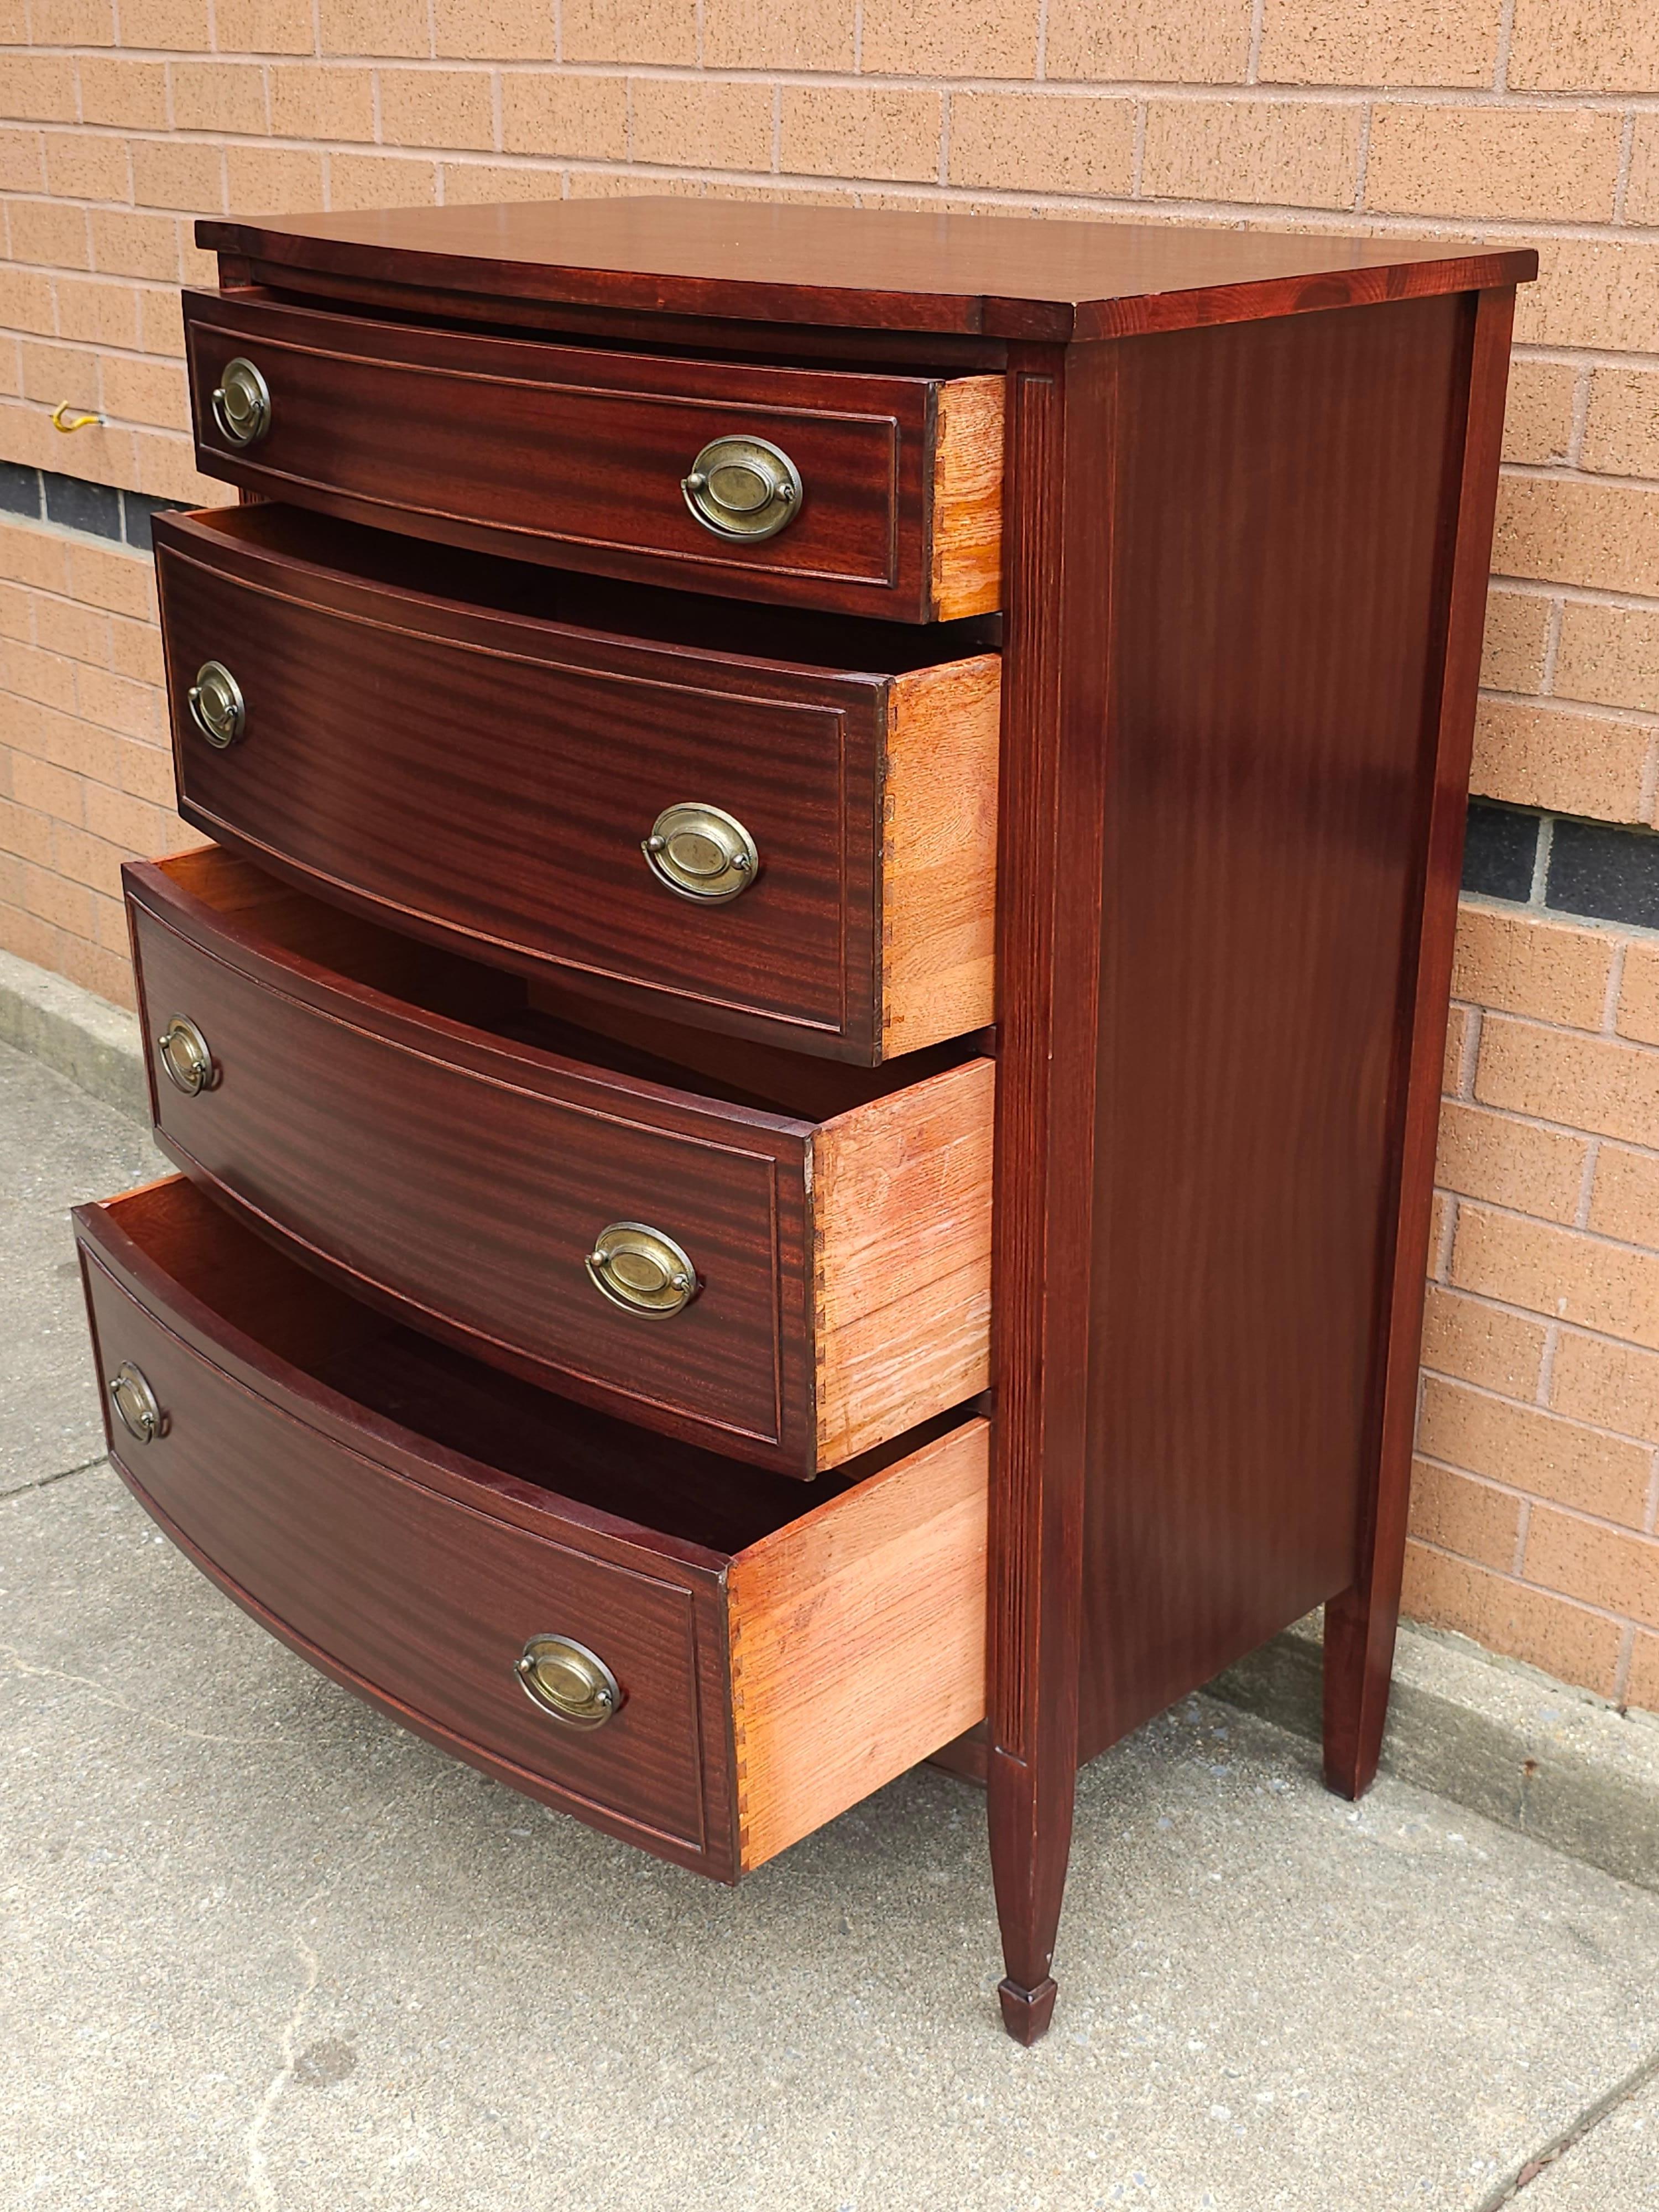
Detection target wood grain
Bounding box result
[155,502,998,1065]
[76,1172,991,1880]
[729,1416,989,1871]
[879,653,1001,1058]
[127,843,992,1474]
[77,1188,737,1876]
[199,197,1536,343]
[930,376,1005,619]
[1323,287,1519,1802]
[985,344,1113,2047]
[810,1056,994,1469]
[184,288,1001,622]
[1077,291,1484,1764]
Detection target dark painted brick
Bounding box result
[1462,801,1540,902]
[121,491,185,551]
[0,461,43,520]
[1547,818,1659,932]
[43,469,121,541]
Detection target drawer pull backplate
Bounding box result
[681,435,801,541]
[187,660,246,749]
[515,1634,622,1728]
[157,1014,216,1097]
[210,357,271,447]
[108,1361,164,1446]
[643,802,759,903]
[586,1222,698,1318]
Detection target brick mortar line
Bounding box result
[1536,1314,1562,1409]
[1473,1017,1659,1088]
[1493,0,1517,96]
[1479,685,1659,730]
[9,164,1659,248]
[1615,1618,1637,1699]
[1584,1133,1610,1239]
[1433,1237,1659,1334]
[1490,575,1659,612]
[22,56,1659,109]
[2,685,163,742]
[1511,345,1659,372]
[1420,1363,1659,1462]
[1444,1071,1659,1142]
[1456,890,1659,948]
[1412,1450,1655,1560]
[1603,940,1629,1035]
[1614,111,1639,226]
[1457,992,1659,1052]
[1448,1186,1659,1267]
[3,408,195,446]
[1406,1524,1658,1635]
[1501,458,1659,493]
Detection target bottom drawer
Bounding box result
[75,1175,988,1882]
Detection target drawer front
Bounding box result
[128,877,816,1468]
[79,1240,721,1867]
[155,514,885,1057]
[185,292,1001,622]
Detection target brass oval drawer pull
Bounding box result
[108,1361,164,1445]
[157,1014,216,1097]
[642,802,759,903]
[585,1222,698,1318]
[515,1634,622,1728]
[210,356,272,447]
[187,660,246,748]
[682,435,801,541]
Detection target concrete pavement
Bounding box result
[4,1035,1658,2212]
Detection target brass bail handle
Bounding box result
[515,1635,622,1728]
[585,1222,698,1318]
[108,1361,165,1445]
[210,356,272,448]
[156,1014,216,1097]
[682,435,802,541]
[187,660,246,749]
[642,803,759,904]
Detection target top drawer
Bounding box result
[184,291,1003,623]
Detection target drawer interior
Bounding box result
[91,1175,989,1874]
[174,502,1001,672]
[152,842,983,1123]
[100,1173,963,1551]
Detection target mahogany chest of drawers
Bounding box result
[76,199,1535,2043]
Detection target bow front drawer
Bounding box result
[184,290,1003,623]
[126,845,993,1478]
[77,1175,989,1882]
[155,503,999,1065]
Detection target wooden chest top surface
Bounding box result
[199,195,1537,341]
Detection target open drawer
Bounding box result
[154,502,999,1065]
[126,845,994,1477]
[77,1176,989,1880]
[184,288,1003,623]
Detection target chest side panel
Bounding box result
[1079,292,1473,1754]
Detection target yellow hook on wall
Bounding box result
[50,401,105,434]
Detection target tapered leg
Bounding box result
[983,343,1113,2044]
[988,1739,1076,2042]
[1323,1572,1403,1799]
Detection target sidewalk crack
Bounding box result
[1,1453,109,1499]
[1479,2042,1659,2206]
[0,1641,296,1747]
